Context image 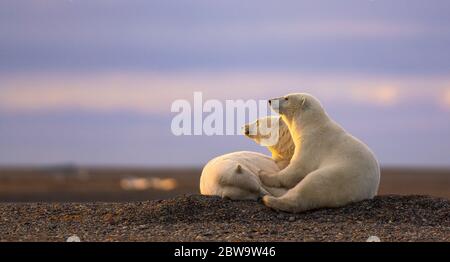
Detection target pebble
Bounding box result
[66,235,81,242]
[366,235,381,242]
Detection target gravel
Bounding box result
[0,195,448,242]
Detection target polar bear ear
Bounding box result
[235,164,242,173]
[300,96,307,108]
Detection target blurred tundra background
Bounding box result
[0,0,449,201]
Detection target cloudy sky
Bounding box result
[0,0,449,167]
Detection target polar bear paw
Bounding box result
[262,195,277,208]
[263,195,298,213]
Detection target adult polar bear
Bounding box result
[200,116,293,200]
[261,93,380,213]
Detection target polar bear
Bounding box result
[200,116,294,200]
[260,93,380,213]
[200,151,286,200]
[243,116,295,169]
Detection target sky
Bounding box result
[0,0,449,167]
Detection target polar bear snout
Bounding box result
[243,125,250,135]
[268,98,281,113]
[242,124,253,137]
[268,98,278,106]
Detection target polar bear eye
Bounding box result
[284,97,288,101]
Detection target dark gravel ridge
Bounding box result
[0,195,448,242]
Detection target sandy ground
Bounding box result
[0,195,448,242]
[0,167,449,201]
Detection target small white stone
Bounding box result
[366,235,381,242]
[66,235,81,242]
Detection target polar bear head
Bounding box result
[242,116,295,165]
[268,93,327,127]
[242,116,280,146]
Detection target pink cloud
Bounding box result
[1,71,449,114]
[442,88,450,109]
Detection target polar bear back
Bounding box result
[307,122,380,194]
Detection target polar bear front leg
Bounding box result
[258,170,283,187]
[259,164,307,189]
[262,166,349,213]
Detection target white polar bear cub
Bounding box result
[200,116,291,200]
[200,151,285,200]
[261,93,380,213]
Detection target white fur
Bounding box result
[243,116,295,169]
[261,93,380,213]
[199,115,295,200]
[200,151,286,200]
